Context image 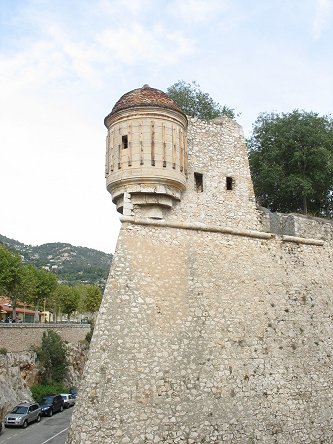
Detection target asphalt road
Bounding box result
[0,406,73,444]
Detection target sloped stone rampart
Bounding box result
[67,222,333,444]
[0,324,90,352]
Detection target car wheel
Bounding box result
[37,415,41,423]
[48,409,53,417]
[60,405,64,412]
[22,420,28,428]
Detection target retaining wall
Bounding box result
[0,324,91,352]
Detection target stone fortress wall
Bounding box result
[168,117,262,231]
[0,324,90,352]
[262,209,333,240]
[67,89,333,444]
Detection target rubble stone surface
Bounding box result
[67,102,333,443]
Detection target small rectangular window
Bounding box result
[194,172,203,192]
[122,135,128,149]
[226,176,233,190]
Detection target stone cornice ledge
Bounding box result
[120,217,325,246]
[281,235,324,246]
[121,216,274,240]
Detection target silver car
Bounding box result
[60,393,76,408]
[5,402,41,428]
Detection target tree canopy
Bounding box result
[53,284,80,320]
[167,80,235,120]
[35,330,68,384]
[78,284,103,316]
[24,265,58,310]
[0,246,26,318]
[248,110,333,216]
[0,244,103,321]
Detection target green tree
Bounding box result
[0,246,26,319]
[35,330,68,384]
[78,284,102,317]
[248,110,333,216]
[20,265,38,301]
[54,284,80,320]
[167,80,235,120]
[28,267,58,315]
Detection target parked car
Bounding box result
[69,387,78,399]
[39,395,64,417]
[60,393,76,408]
[4,402,41,428]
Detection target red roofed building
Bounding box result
[0,297,42,323]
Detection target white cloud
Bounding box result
[0,1,195,253]
[0,3,194,93]
[312,0,333,39]
[168,0,230,23]
[0,28,104,94]
[1,0,332,253]
[97,0,155,17]
[97,24,193,65]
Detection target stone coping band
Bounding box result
[281,235,325,246]
[120,216,325,246]
[0,324,90,329]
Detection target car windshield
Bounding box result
[11,406,28,414]
[40,397,53,405]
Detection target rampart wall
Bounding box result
[0,324,90,352]
[68,113,333,444]
[68,221,333,444]
[263,210,333,240]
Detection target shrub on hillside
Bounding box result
[30,382,68,402]
[34,330,68,384]
[85,326,94,344]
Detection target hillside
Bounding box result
[0,234,112,288]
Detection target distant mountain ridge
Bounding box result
[0,234,112,288]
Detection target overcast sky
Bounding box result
[1,0,332,253]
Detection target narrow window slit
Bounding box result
[122,135,128,149]
[226,176,233,190]
[194,172,203,192]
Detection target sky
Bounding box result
[1,0,332,254]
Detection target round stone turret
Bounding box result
[104,85,188,218]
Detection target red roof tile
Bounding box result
[105,85,184,122]
[0,305,40,315]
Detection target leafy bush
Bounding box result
[30,382,68,402]
[85,326,94,344]
[35,330,68,384]
[0,347,8,355]
[167,80,235,120]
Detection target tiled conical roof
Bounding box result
[108,85,183,116]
